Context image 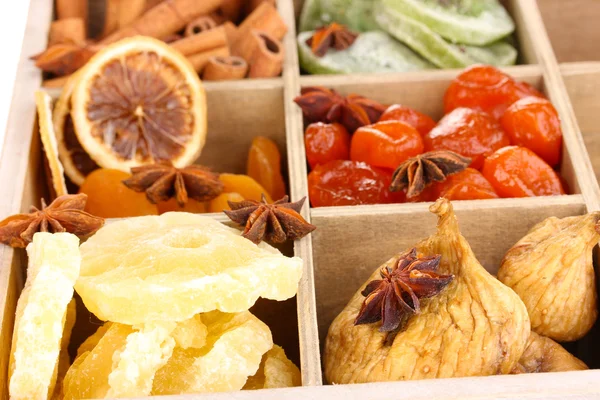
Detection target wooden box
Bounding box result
[1,0,600,399]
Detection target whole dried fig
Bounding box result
[512,332,587,374]
[325,198,530,383]
[498,213,599,342]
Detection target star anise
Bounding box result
[355,248,454,333]
[294,86,387,133]
[224,195,316,244]
[0,194,105,248]
[390,150,471,198]
[122,161,223,206]
[306,23,359,57]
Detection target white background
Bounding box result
[0,3,29,156]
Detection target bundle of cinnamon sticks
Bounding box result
[40,0,287,87]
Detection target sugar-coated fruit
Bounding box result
[247,136,287,200]
[220,173,273,203]
[378,104,437,136]
[305,122,351,169]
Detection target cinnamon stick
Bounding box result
[188,46,230,73]
[184,16,218,37]
[56,0,88,23]
[220,0,244,23]
[202,56,247,80]
[102,0,147,37]
[222,21,239,46]
[248,31,283,78]
[100,0,223,44]
[231,2,287,58]
[248,0,276,13]
[49,18,86,47]
[171,27,228,56]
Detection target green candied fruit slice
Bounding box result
[381,0,515,46]
[375,3,517,69]
[298,0,379,32]
[298,31,435,75]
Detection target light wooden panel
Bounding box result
[537,0,600,63]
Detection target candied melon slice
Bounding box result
[152,310,273,395]
[76,322,113,359]
[9,232,81,400]
[243,345,301,390]
[76,212,303,324]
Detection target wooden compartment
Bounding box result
[1,0,600,399]
[538,0,600,63]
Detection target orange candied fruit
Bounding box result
[500,97,563,167]
[79,169,158,218]
[378,104,437,136]
[424,108,509,170]
[247,136,287,200]
[219,173,273,203]
[444,64,544,120]
[305,122,351,169]
[208,192,245,212]
[157,198,207,214]
[308,160,403,207]
[481,146,565,198]
[350,121,424,170]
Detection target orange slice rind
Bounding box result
[36,90,68,197]
[70,36,207,172]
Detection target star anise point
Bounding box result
[306,23,358,57]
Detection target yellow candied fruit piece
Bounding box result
[76,322,113,359]
[172,315,208,349]
[51,299,77,400]
[9,232,81,400]
[152,310,273,395]
[76,213,303,325]
[220,173,273,202]
[208,192,244,213]
[243,345,302,390]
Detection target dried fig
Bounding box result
[325,198,530,383]
[512,332,587,374]
[498,213,599,342]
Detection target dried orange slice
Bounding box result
[70,36,207,172]
[76,212,303,325]
[36,90,68,197]
[53,70,99,186]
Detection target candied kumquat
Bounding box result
[444,64,544,120]
[350,121,424,170]
[433,168,498,201]
[79,169,158,218]
[304,122,351,169]
[247,136,287,200]
[378,104,436,136]
[482,146,565,198]
[219,174,273,203]
[308,160,403,207]
[208,192,245,213]
[424,108,509,170]
[501,97,562,167]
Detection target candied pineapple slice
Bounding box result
[76,212,303,324]
[243,345,301,390]
[9,232,81,400]
[152,310,273,395]
[52,299,77,400]
[64,321,177,399]
[107,321,177,398]
[172,315,208,349]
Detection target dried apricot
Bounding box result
[350,121,424,170]
[501,97,562,167]
[157,198,207,214]
[208,192,245,213]
[378,104,436,136]
[482,146,565,197]
[424,108,510,169]
[308,160,401,207]
[79,169,158,218]
[247,136,287,200]
[305,122,351,169]
[444,64,543,120]
[220,173,273,203]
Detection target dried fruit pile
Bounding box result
[37,0,288,86]
[295,65,566,207]
[7,210,304,399]
[325,198,593,384]
[37,36,288,219]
